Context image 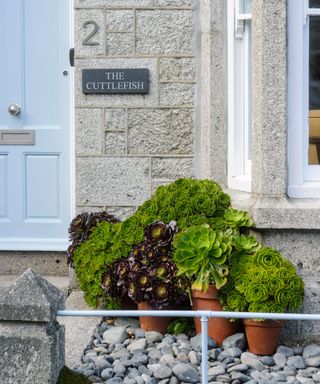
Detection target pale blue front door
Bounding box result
[0,0,71,250]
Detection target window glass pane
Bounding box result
[309,16,320,164]
[243,0,252,13]
[309,0,320,8]
[247,20,252,161]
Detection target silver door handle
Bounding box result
[8,104,21,116]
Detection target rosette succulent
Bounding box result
[173,224,232,291]
[101,221,188,309]
[218,246,305,315]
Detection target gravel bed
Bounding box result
[73,318,320,384]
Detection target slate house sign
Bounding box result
[82,68,149,94]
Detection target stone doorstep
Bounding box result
[0,274,70,296]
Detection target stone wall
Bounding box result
[73,0,320,342]
[74,0,197,219]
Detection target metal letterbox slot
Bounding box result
[0,130,35,145]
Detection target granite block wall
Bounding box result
[74,0,197,219]
[73,0,320,342]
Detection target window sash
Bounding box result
[288,1,320,198]
[228,0,252,192]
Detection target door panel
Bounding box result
[0,0,71,250]
[25,154,60,219]
[0,155,8,218]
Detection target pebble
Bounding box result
[274,352,287,368]
[241,352,265,371]
[153,366,172,379]
[127,338,147,352]
[146,332,163,344]
[103,327,127,345]
[222,333,246,350]
[73,317,320,384]
[172,363,200,383]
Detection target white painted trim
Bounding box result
[288,1,320,197]
[0,238,69,251]
[69,0,75,221]
[227,0,252,193]
[288,182,320,199]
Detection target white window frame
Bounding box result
[227,0,252,193]
[288,0,320,198]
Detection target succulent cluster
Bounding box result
[70,178,258,308]
[134,178,232,232]
[101,221,187,309]
[218,246,305,314]
[173,224,233,292]
[67,211,119,267]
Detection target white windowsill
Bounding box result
[228,174,252,193]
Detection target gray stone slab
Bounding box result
[262,230,320,278]
[106,33,134,56]
[106,10,134,32]
[251,0,287,195]
[159,58,196,82]
[0,269,65,322]
[159,83,195,107]
[75,0,153,8]
[105,109,127,131]
[76,157,150,206]
[127,109,194,155]
[151,157,195,179]
[105,131,126,154]
[0,321,64,384]
[76,108,104,155]
[136,10,194,55]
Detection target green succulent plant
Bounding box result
[218,246,305,316]
[70,178,254,308]
[173,224,232,291]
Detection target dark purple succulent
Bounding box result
[101,270,115,294]
[115,261,129,280]
[101,220,187,309]
[152,261,176,279]
[151,280,172,307]
[144,220,177,247]
[67,210,119,267]
[135,271,151,288]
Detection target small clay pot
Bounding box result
[138,302,172,334]
[191,285,241,346]
[243,318,285,355]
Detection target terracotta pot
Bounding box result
[243,319,285,355]
[191,285,240,346]
[138,302,172,334]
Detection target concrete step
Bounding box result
[0,251,68,276]
[0,274,70,296]
[58,290,101,368]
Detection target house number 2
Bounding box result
[82,21,99,46]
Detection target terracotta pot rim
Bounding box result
[243,318,286,327]
[191,284,218,299]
